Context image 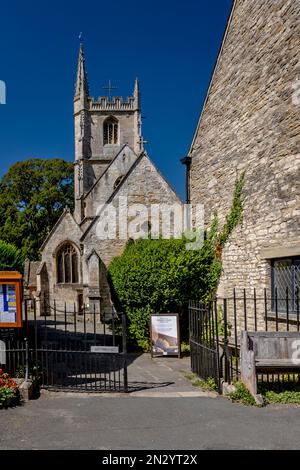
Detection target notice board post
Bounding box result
[0,272,23,329]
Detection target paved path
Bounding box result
[126,354,214,396]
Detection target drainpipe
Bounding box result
[180,155,192,204]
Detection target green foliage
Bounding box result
[192,377,218,392]
[229,380,300,406]
[0,240,24,273]
[228,381,257,406]
[127,306,153,351]
[216,306,232,338]
[218,172,245,248]
[184,372,217,391]
[258,381,300,404]
[0,158,74,260]
[108,173,245,349]
[180,342,190,356]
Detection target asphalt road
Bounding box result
[1,393,300,450]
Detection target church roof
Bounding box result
[83,143,131,200]
[39,207,81,251]
[80,149,182,242]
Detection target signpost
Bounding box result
[0,272,22,328]
[150,313,180,358]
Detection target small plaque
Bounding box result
[90,346,119,354]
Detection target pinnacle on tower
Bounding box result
[133,77,140,109]
[75,40,89,99]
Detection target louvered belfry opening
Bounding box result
[103,116,118,145]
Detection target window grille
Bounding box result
[272,258,300,312]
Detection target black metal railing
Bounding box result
[189,288,300,390]
[0,297,128,393]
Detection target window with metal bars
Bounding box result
[57,243,79,284]
[271,257,300,313]
[103,116,118,145]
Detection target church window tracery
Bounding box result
[57,243,79,284]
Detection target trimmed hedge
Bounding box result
[108,230,221,350]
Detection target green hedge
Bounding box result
[108,230,221,349]
[0,240,24,273]
[108,174,245,350]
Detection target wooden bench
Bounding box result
[240,331,300,404]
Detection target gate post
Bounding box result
[25,337,29,382]
[121,313,128,392]
[223,298,230,384]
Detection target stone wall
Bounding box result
[189,0,300,328]
[40,210,83,313]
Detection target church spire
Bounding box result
[75,38,89,100]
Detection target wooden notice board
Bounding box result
[0,272,22,328]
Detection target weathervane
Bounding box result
[102,80,118,99]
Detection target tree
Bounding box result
[0,240,24,272]
[0,159,74,260]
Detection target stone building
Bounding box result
[31,42,181,315]
[186,0,300,319]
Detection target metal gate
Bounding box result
[0,298,128,392]
[189,300,221,392]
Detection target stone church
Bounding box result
[186,0,300,311]
[26,42,181,315]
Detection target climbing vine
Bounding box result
[218,171,245,249]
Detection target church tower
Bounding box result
[73,41,143,223]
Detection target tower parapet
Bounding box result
[90,96,138,111]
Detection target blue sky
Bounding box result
[0,0,232,199]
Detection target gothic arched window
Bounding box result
[57,243,79,284]
[103,116,118,145]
